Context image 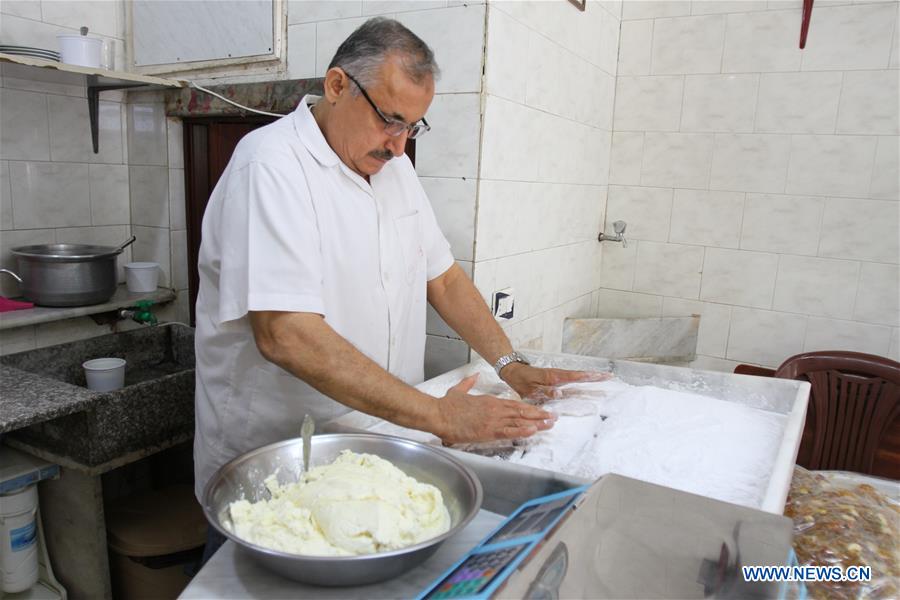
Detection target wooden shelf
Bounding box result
[0,53,186,153]
[0,52,185,89]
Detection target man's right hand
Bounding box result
[433,374,556,445]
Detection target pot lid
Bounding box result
[12,243,122,261]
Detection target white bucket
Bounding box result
[57,33,102,68]
[0,485,39,593]
[125,262,160,293]
[83,357,126,392]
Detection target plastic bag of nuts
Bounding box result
[785,466,900,599]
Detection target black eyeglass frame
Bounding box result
[342,70,432,140]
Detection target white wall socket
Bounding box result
[492,288,515,320]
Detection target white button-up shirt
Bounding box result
[193,96,454,498]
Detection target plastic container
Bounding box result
[125,262,160,293]
[56,33,102,68]
[107,485,207,600]
[83,357,126,392]
[0,484,39,593]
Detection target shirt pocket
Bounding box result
[393,210,424,285]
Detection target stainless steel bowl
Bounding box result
[202,433,483,586]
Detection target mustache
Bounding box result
[369,149,394,161]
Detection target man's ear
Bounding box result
[323,67,349,104]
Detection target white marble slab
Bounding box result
[562,316,699,363]
[180,510,505,599]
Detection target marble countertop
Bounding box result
[0,363,98,434]
[0,285,176,330]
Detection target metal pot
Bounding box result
[0,236,136,307]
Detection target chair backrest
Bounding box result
[774,351,900,474]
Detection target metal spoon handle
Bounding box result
[301,414,314,473]
[115,235,137,254]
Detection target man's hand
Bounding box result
[499,363,611,403]
[433,374,556,445]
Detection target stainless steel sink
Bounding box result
[1,323,195,470]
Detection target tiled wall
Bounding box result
[469,0,620,357]
[286,0,488,377]
[604,0,900,370]
[0,1,188,354]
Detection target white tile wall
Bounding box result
[126,103,168,166]
[598,240,637,290]
[803,317,893,356]
[870,137,899,200]
[773,255,860,318]
[799,4,896,71]
[484,6,530,103]
[421,177,476,262]
[669,189,744,248]
[415,93,481,179]
[740,193,823,256]
[129,166,169,229]
[633,241,703,298]
[89,164,130,226]
[722,9,802,72]
[9,162,91,229]
[726,306,806,367]
[818,198,900,263]
[605,186,672,242]
[836,70,900,135]
[641,132,714,188]
[609,132,643,185]
[614,76,683,131]
[755,72,842,134]
[680,74,758,132]
[596,288,663,318]
[617,19,653,75]
[0,161,12,231]
[786,135,877,198]
[0,89,49,161]
[700,247,778,308]
[709,133,791,193]
[650,14,726,74]
[853,262,900,327]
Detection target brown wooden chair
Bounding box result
[773,351,900,477]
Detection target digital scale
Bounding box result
[418,474,805,600]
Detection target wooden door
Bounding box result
[183,117,277,324]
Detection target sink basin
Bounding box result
[1,323,195,469]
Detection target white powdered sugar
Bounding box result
[504,379,787,508]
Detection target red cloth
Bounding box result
[0,297,34,312]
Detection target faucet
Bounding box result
[598,220,627,247]
[119,300,158,326]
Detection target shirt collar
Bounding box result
[293,94,341,168]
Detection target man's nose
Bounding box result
[386,131,408,157]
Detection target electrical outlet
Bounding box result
[492,288,515,320]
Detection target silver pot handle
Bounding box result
[0,268,23,284]
[115,235,137,254]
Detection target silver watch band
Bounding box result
[493,351,530,375]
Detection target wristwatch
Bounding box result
[493,351,530,376]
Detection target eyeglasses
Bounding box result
[343,70,431,140]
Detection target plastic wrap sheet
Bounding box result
[785,467,900,599]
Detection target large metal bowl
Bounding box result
[202,433,483,586]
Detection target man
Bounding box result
[194,18,599,512]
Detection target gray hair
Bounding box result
[327,17,440,91]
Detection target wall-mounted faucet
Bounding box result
[598,220,627,247]
[118,300,158,326]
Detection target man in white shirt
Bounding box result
[194,17,600,513]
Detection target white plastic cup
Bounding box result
[57,33,102,68]
[0,485,39,593]
[83,358,126,392]
[125,262,160,293]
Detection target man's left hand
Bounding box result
[499,363,611,403]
